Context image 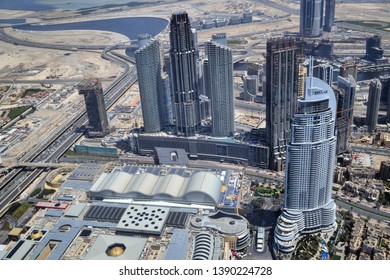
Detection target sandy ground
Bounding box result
[336,3,390,22]
[0,37,123,81]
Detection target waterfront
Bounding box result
[14,17,168,41]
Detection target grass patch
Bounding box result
[345,20,390,32]
[0,220,11,231]
[64,149,79,156]
[11,202,32,220]
[228,39,248,45]
[29,188,41,197]
[37,189,56,199]
[23,88,41,97]
[332,255,341,260]
[7,106,31,121]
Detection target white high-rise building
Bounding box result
[274,63,337,256]
[204,40,234,137]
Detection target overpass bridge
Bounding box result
[358,64,390,73]
[0,162,77,173]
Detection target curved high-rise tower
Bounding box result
[169,11,200,137]
[274,65,337,256]
[135,39,164,133]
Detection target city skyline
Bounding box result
[0,0,390,263]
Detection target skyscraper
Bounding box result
[324,0,335,32]
[337,75,356,122]
[274,65,337,257]
[312,61,333,86]
[265,37,299,171]
[339,62,358,82]
[211,33,227,46]
[335,75,356,154]
[78,79,110,137]
[379,75,390,111]
[205,40,234,137]
[366,35,384,63]
[169,11,201,137]
[135,39,164,133]
[242,75,258,101]
[300,0,324,37]
[366,78,382,133]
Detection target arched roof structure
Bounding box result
[90,170,222,206]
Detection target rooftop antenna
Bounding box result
[306,56,314,98]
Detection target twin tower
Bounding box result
[135,11,234,137]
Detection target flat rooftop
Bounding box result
[116,204,170,235]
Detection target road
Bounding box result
[350,144,390,156]
[335,198,390,221]
[235,99,265,111]
[0,78,114,85]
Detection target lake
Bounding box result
[14,17,168,41]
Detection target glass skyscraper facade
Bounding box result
[135,39,164,133]
[366,78,382,133]
[324,0,335,32]
[300,0,324,37]
[205,41,234,137]
[169,11,201,137]
[265,37,299,171]
[274,68,337,256]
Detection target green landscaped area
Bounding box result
[345,20,390,32]
[227,39,248,45]
[7,106,31,121]
[23,88,41,97]
[11,202,32,220]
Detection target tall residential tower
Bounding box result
[135,39,164,133]
[324,0,336,32]
[265,37,299,171]
[205,40,234,137]
[274,65,337,257]
[300,0,324,37]
[366,78,382,133]
[169,11,201,137]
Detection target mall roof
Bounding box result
[165,228,189,260]
[84,234,147,260]
[90,170,222,206]
[190,211,248,235]
[116,204,170,235]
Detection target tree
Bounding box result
[251,198,265,209]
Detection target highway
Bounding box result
[335,198,390,221]
[350,144,390,157]
[0,31,137,217]
[0,78,114,85]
